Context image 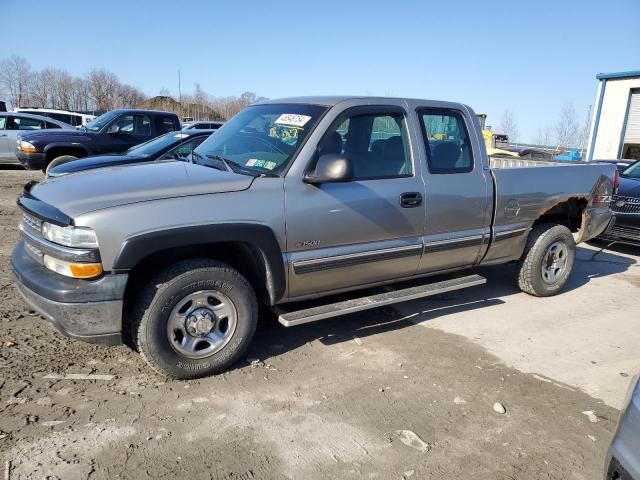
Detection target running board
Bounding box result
[277,274,486,327]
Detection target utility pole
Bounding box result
[178,69,182,119]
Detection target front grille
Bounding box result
[22,213,42,233]
[611,196,640,214]
[24,239,44,263]
[608,224,640,240]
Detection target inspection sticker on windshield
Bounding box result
[264,161,277,170]
[246,159,257,167]
[275,114,311,127]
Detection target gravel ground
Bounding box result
[0,167,636,480]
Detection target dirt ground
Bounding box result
[0,167,637,480]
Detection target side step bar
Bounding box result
[277,274,486,327]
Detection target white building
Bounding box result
[586,70,640,161]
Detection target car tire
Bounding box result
[45,155,77,176]
[517,223,576,297]
[131,259,258,379]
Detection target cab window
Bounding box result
[162,137,208,160]
[317,110,412,180]
[7,116,45,130]
[418,109,473,174]
[112,115,151,135]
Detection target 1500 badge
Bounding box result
[296,240,321,248]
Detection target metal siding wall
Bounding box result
[623,91,640,143]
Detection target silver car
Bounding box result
[0,112,73,164]
[605,375,640,479]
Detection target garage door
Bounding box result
[624,91,640,143]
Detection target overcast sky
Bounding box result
[1,0,638,142]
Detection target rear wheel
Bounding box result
[131,259,258,378]
[517,223,575,297]
[45,155,77,176]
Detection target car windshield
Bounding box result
[84,111,120,132]
[621,160,640,179]
[127,132,191,158]
[193,103,327,175]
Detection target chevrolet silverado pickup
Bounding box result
[11,96,615,379]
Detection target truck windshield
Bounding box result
[127,132,191,157]
[193,103,327,175]
[621,161,640,179]
[84,111,120,132]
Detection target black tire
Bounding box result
[517,223,575,297]
[45,155,77,176]
[131,259,258,379]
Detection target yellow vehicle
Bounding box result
[476,113,517,157]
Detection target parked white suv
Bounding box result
[13,108,95,127]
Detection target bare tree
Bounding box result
[576,105,592,155]
[0,55,32,107]
[86,69,120,111]
[553,102,580,148]
[499,110,519,143]
[535,127,554,146]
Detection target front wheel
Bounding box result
[131,259,258,378]
[517,223,576,297]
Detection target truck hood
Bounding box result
[20,128,90,142]
[30,161,254,218]
[618,176,640,197]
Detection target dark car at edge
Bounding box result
[47,130,214,177]
[600,159,640,246]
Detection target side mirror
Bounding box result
[304,154,354,184]
[107,124,121,134]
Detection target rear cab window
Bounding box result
[418,109,474,174]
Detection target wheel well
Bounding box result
[123,242,274,313]
[533,197,587,233]
[45,147,87,163]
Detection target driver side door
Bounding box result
[284,105,426,300]
[101,114,152,154]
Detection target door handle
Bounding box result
[400,192,423,208]
[0,134,7,137]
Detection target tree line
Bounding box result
[0,55,265,120]
[498,103,591,151]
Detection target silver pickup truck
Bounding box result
[11,96,615,378]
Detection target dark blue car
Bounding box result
[599,159,640,246]
[47,130,214,177]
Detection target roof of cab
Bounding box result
[256,96,470,111]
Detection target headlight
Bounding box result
[43,255,103,279]
[19,141,37,153]
[41,222,99,248]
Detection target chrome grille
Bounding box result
[608,225,640,240]
[22,213,42,233]
[611,196,640,214]
[23,238,44,263]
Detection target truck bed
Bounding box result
[489,156,579,169]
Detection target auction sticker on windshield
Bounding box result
[275,114,311,127]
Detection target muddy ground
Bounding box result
[0,167,636,479]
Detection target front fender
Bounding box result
[43,142,90,156]
[112,223,286,304]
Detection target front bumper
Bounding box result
[599,216,640,246]
[16,149,47,170]
[11,241,128,345]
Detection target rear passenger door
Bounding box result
[285,105,427,299]
[415,107,492,272]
